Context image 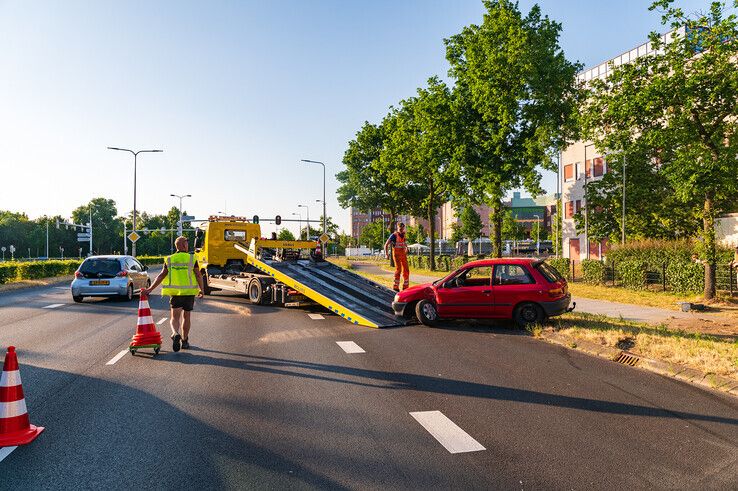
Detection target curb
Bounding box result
[540,330,738,398]
[0,275,75,294]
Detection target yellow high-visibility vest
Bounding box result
[161,252,199,296]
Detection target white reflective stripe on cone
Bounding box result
[0,399,28,419]
[137,316,155,326]
[139,301,151,309]
[0,370,21,387]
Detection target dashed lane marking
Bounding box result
[0,446,17,463]
[43,304,64,309]
[308,313,325,320]
[409,411,485,454]
[157,318,168,325]
[336,341,365,354]
[106,349,129,366]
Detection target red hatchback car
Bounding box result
[391,258,573,327]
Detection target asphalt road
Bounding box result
[0,277,737,490]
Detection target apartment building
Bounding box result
[559,32,676,262]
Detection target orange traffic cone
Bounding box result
[129,292,162,355]
[0,346,44,447]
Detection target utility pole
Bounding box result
[622,150,626,245]
[171,193,192,235]
[46,220,49,259]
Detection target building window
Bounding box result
[566,201,574,219]
[575,162,582,179]
[564,164,574,181]
[593,157,604,177]
[575,200,582,213]
[585,159,592,178]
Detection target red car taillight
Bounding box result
[548,287,564,298]
[74,271,83,278]
[116,270,128,277]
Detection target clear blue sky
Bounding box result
[0,0,713,236]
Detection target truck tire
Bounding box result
[248,278,267,305]
[201,272,212,296]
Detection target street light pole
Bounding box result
[108,147,163,256]
[298,204,309,240]
[533,214,541,255]
[301,160,326,237]
[170,193,192,235]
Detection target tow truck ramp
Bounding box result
[234,242,405,328]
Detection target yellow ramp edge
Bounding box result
[234,242,380,328]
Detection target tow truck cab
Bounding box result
[194,216,261,274]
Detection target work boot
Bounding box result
[181,338,190,350]
[171,333,182,352]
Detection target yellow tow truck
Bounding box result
[193,216,403,328]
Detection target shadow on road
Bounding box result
[162,351,738,427]
[3,364,351,490]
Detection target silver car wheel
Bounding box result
[422,302,437,321]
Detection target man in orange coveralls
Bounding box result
[384,222,410,291]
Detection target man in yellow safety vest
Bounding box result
[142,236,204,352]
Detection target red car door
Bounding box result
[435,266,493,318]
[492,264,539,318]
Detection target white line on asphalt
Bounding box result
[0,446,17,463]
[106,349,129,366]
[54,286,68,289]
[409,411,485,454]
[157,318,167,325]
[43,304,64,309]
[308,313,325,320]
[336,341,365,354]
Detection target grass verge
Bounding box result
[551,312,738,382]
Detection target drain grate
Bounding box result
[615,352,640,366]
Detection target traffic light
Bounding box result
[252,215,259,224]
[275,215,281,225]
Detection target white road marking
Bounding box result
[308,313,324,320]
[106,349,129,366]
[409,411,485,454]
[336,341,365,354]
[0,446,17,462]
[157,318,168,325]
[54,286,68,290]
[43,304,64,309]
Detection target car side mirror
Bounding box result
[143,265,148,271]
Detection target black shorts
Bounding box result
[170,295,195,311]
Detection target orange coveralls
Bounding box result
[391,232,409,291]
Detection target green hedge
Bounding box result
[581,259,606,285]
[616,260,649,290]
[546,257,571,280]
[607,239,733,265]
[0,256,165,284]
[666,260,704,294]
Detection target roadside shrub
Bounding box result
[546,257,571,280]
[616,260,648,290]
[581,259,606,285]
[0,263,18,284]
[137,256,166,266]
[666,260,704,294]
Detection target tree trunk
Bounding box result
[388,210,396,268]
[703,195,716,300]
[490,199,503,258]
[428,185,436,271]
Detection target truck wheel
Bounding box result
[415,299,439,327]
[248,279,266,305]
[201,272,212,295]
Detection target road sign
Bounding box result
[77,233,91,239]
[182,215,195,221]
[319,233,330,244]
[127,232,140,243]
[160,227,167,233]
[9,245,15,253]
[1,247,5,252]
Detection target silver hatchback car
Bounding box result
[71,255,151,303]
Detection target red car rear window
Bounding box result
[535,262,564,283]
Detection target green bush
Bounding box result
[616,260,649,290]
[666,260,704,294]
[137,256,166,266]
[546,257,571,280]
[0,263,18,284]
[581,259,606,285]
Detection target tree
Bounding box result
[582,0,738,299]
[277,229,296,241]
[458,206,484,241]
[449,222,464,243]
[531,219,548,241]
[359,220,385,251]
[501,210,525,241]
[445,0,582,257]
[72,198,121,255]
[381,77,458,270]
[406,223,428,245]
